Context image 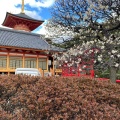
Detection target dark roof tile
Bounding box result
[0,27,64,52]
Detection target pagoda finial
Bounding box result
[21,0,24,13]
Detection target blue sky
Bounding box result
[0,0,55,34]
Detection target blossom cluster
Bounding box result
[53,34,120,70]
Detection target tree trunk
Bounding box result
[110,66,116,83]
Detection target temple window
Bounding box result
[9,56,22,69]
[38,58,47,70]
[0,56,7,69]
[25,58,36,68]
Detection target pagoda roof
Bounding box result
[2,12,44,31]
[0,27,65,52]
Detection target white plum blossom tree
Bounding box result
[45,20,77,43]
[50,0,120,82]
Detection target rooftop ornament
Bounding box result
[21,0,25,13]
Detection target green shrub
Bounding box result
[0,75,120,120]
[98,73,120,79]
[99,73,110,78]
[95,69,120,79]
[117,74,120,79]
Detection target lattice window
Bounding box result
[25,58,36,68]
[38,58,47,70]
[0,56,7,68]
[9,56,22,69]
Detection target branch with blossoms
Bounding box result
[53,34,120,71]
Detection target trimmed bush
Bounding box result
[0,75,120,120]
[99,73,110,78]
[99,73,120,79]
[117,74,120,79]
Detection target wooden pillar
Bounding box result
[23,53,25,68]
[47,57,48,71]
[53,58,55,76]
[37,55,38,69]
[7,52,10,75]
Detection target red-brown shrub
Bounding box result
[0,75,120,120]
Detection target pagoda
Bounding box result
[0,0,64,76]
[2,0,44,32]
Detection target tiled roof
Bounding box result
[0,27,64,52]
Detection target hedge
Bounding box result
[0,75,120,120]
[99,73,120,79]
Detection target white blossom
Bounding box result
[115,63,119,67]
[79,68,82,71]
[111,50,117,54]
[111,55,114,58]
[98,57,102,61]
[117,54,120,57]
[101,46,105,49]
[83,65,86,68]
[65,60,68,63]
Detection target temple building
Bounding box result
[0,0,63,76]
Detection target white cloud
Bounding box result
[36,26,46,35]
[25,0,55,8]
[0,0,20,27]
[35,20,48,35]
[25,10,42,20]
[38,0,55,8]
